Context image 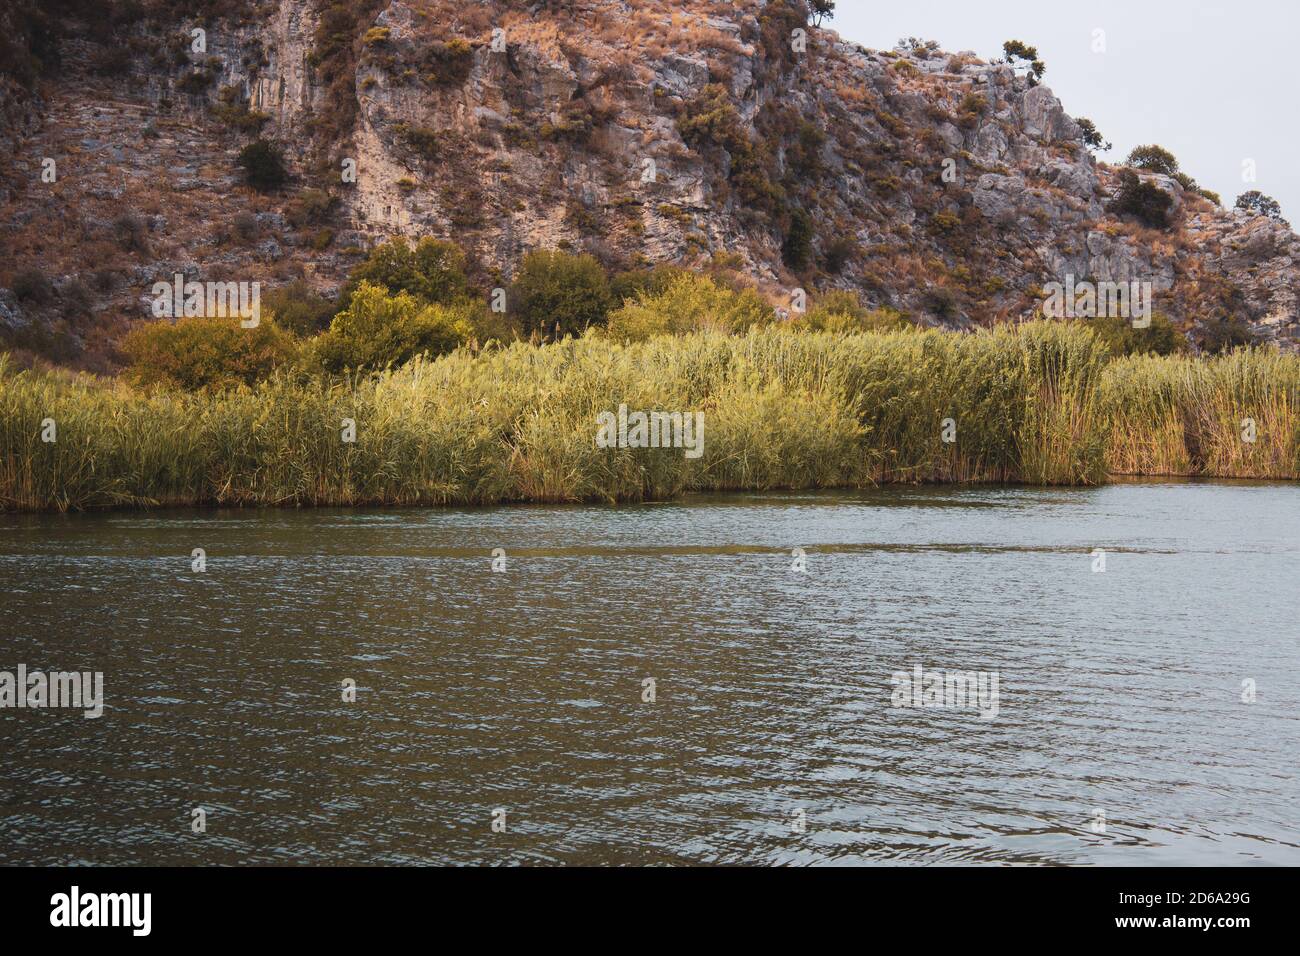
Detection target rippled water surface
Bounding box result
[1,481,1297,865]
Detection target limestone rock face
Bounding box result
[2,0,1297,365]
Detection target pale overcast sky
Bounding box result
[828,0,1298,221]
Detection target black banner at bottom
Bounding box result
[0,866,1283,942]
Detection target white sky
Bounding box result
[827,0,1297,220]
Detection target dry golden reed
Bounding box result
[1,323,1295,511]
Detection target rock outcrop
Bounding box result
[1,0,1296,370]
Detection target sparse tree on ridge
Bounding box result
[1002,39,1045,82]
[809,1,836,26]
[1075,118,1111,152]
[1125,144,1180,176]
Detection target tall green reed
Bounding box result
[2,325,1296,512]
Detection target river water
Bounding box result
[1,481,1297,865]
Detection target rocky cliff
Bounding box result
[2,0,1297,370]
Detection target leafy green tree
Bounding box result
[341,237,470,308]
[1075,117,1111,152]
[794,290,911,332]
[1235,190,1286,223]
[122,316,298,391]
[609,264,688,305]
[782,208,814,271]
[605,273,773,342]
[809,1,835,26]
[263,280,338,336]
[509,249,613,338]
[1109,170,1174,229]
[314,281,473,371]
[1125,144,1179,176]
[1002,40,1044,81]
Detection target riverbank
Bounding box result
[2,323,1297,511]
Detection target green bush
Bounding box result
[1125,145,1179,176]
[605,272,773,342]
[609,264,688,305]
[285,188,338,229]
[823,237,858,274]
[262,280,338,336]
[394,123,441,161]
[176,69,215,94]
[1194,315,1256,355]
[1075,117,1110,151]
[678,84,783,218]
[1085,313,1183,357]
[793,290,912,333]
[1235,190,1286,222]
[422,37,474,86]
[314,282,473,372]
[11,268,55,305]
[341,237,470,308]
[509,249,613,338]
[1002,40,1044,81]
[122,316,298,391]
[782,208,814,271]
[1109,170,1173,229]
[236,139,288,192]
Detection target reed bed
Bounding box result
[1,324,1296,511]
[1101,349,1300,478]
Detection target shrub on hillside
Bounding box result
[394,123,441,161]
[609,264,689,305]
[792,290,912,333]
[1075,117,1110,152]
[1086,313,1184,357]
[236,139,288,192]
[1125,145,1179,176]
[113,213,151,254]
[1001,39,1044,82]
[211,85,270,134]
[121,316,298,391]
[809,1,836,26]
[340,237,470,308]
[782,208,814,271]
[605,273,773,342]
[1193,315,1256,355]
[1108,170,1173,229]
[262,280,338,336]
[314,282,473,372]
[823,237,858,274]
[11,268,56,305]
[285,188,339,229]
[677,84,783,219]
[509,249,613,338]
[422,37,474,86]
[1235,190,1286,223]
